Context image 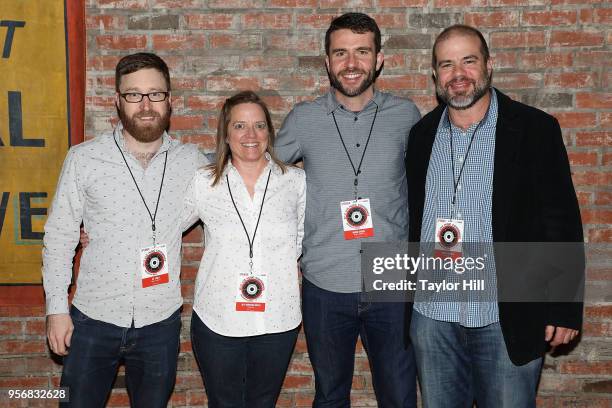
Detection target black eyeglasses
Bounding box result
[120,92,169,103]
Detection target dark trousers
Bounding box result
[60,306,181,408]
[190,312,298,408]
[302,278,417,408]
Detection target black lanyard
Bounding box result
[226,169,272,272]
[448,105,490,208]
[332,105,378,198]
[114,135,167,244]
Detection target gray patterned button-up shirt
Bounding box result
[43,124,207,328]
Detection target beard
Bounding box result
[329,67,376,98]
[118,106,171,143]
[436,69,492,110]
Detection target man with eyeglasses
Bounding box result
[43,52,207,407]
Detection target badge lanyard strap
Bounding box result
[226,169,272,274]
[114,135,168,245]
[448,104,490,218]
[332,105,379,199]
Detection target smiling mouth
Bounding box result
[241,143,259,148]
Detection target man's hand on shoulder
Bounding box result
[545,325,579,351]
[47,313,74,356]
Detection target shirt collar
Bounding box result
[324,88,382,115]
[225,152,281,178]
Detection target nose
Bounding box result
[140,95,152,108]
[346,52,357,68]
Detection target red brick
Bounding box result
[490,51,516,69]
[593,7,612,24]
[576,131,612,146]
[594,191,612,206]
[0,321,22,335]
[297,14,338,29]
[151,0,203,6]
[434,0,486,6]
[522,11,577,26]
[107,390,130,407]
[170,115,204,131]
[320,0,372,7]
[377,74,428,90]
[209,34,261,50]
[604,152,612,166]
[243,13,292,29]
[172,77,205,91]
[241,56,295,71]
[96,35,147,50]
[580,209,612,224]
[180,265,199,281]
[544,73,595,88]
[494,73,542,89]
[575,190,592,206]
[187,389,207,405]
[519,52,572,69]
[267,33,319,52]
[86,15,127,30]
[588,228,612,243]
[96,0,147,8]
[152,34,205,51]
[384,53,407,70]
[568,152,598,166]
[187,95,226,111]
[551,31,605,47]
[576,93,612,109]
[0,340,46,354]
[370,13,407,29]
[464,11,518,27]
[25,320,46,336]
[182,246,204,262]
[378,0,425,6]
[585,305,612,319]
[574,51,612,67]
[490,32,546,48]
[551,0,601,3]
[559,361,612,375]
[572,171,612,186]
[0,306,45,317]
[206,76,261,91]
[183,226,203,243]
[282,375,312,389]
[184,14,234,30]
[267,0,316,7]
[553,112,596,128]
[583,322,612,337]
[181,134,217,150]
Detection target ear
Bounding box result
[486,57,493,77]
[115,93,120,109]
[325,55,330,72]
[375,52,384,72]
[168,91,173,108]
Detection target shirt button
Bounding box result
[354,117,358,121]
[356,143,361,147]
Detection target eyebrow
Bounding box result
[437,54,480,67]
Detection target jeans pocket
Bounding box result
[157,308,182,326]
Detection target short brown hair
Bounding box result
[432,25,490,69]
[115,52,171,92]
[207,91,286,186]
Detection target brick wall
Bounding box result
[1,0,610,406]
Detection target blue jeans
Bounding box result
[302,278,417,408]
[409,310,542,408]
[60,306,181,408]
[190,312,299,408]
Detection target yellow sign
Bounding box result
[0,1,70,283]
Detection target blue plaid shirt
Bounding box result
[414,89,499,328]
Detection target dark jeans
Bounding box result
[302,278,417,408]
[60,306,181,408]
[190,312,299,408]
[410,310,542,408]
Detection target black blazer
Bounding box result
[405,89,584,365]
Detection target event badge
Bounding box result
[434,218,464,259]
[235,272,268,312]
[340,198,375,240]
[140,244,169,288]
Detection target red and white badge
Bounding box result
[434,218,464,259]
[340,198,374,240]
[235,272,267,312]
[140,244,169,288]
